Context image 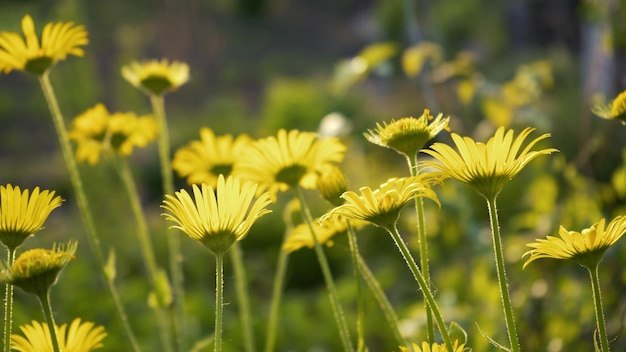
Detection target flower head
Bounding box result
[234,129,346,201]
[282,216,367,253]
[122,59,189,96]
[399,340,467,352]
[11,318,106,352]
[0,184,63,250]
[0,14,88,75]
[172,128,252,187]
[321,175,440,229]
[365,109,450,158]
[1,241,77,295]
[523,216,626,269]
[422,126,558,199]
[162,175,272,255]
[592,90,626,124]
[317,165,348,207]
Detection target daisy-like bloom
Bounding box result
[364,109,450,159]
[321,175,440,229]
[422,126,558,199]
[68,104,109,165]
[121,59,189,96]
[592,90,626,124]
[523,216,626,269]
[234,129,346,201]
[108,111,158,156]
[172,128,252,187]
[11,318,106,352]
[282,216,367,253]
[399,340,467,352]
[317,165,348,207]
[0,14,88,75]
[162,174,272,255]
[1,242,77,295]
[0,184,63,251]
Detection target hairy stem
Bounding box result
[264,231,290,352]
[588,264,610,352]
[38,291,60,352]
[214,251,224,352]
[346,221,366,352]
[3,248,16,352]
[229,242,256,352]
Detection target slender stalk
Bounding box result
[38,291,60,352]
[264,233,290,352]
[229,242,256,352]
[345,221,366,352]
[485,196,521,352]
[150,94,185,352]
[38,72,141,352]
[114,156,173,352]
[3,247,16,352]
[386,225,453,351]
[214,251,225,352]
[588,264,610,352]
[295,188,354,352]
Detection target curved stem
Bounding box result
[38,291,60,352]
[295,188,354,352]
[150,94,185,352]
[264,233,290,352]
[3,247,16,352]
[345,221,366,352]
[214,251,224,352]
[229,242,256,352]
[38,73,141,352]
[386,225,453,350]
[485,196,521,352]
[588,265,610,352]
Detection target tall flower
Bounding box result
[172,128,252,187]
[162,174,272,255]
[0,185,63,251]
[422,126,558,199]
[592,90,626,124]
[122,59,189,96]
[234,129,346,201]
[11,318,106,352]
[0,14,88,75]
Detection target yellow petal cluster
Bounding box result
[283,216,367,253]
[122,59,189,96]
[399,340,467,352]
[592,90,626,124]
[11,318,106,352]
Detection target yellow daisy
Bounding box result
[365,109,450,158]
[399,340,467,352]
[422,126,558,199]
[162,175,272,254]
[0,14,88,75]
[282,216,367,253]
[234,129,346,201]
[11,318,106,352]
[523,216,626,269]
[121,59,189,96]
[172,128,252,187]
[0,184,63,251]
[108,111,158,156]
[321,175,440,229]
[592,90,626,124]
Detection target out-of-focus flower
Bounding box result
[121,59,189,96]
[282,216,367,253]
[399,340,467,352]
[317,165,348,207]
[11,318,106,352]
[592,90,626,124]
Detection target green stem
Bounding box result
[114,156,173,352]
[295,188,354,352]
[588,264,610,352]
[150,94,185,352]
[264,232,290,352]
[485,196,521,352]
[345,221,366,352]
[386,225,453,351]
[3,248,16,352]
[38,73,141,352]
[214,251,224,352]
[38,291,60,352]
[229,242,256,352]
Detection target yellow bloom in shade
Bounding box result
[365,109,450,158]
[234,129,346,201]
[0,184,63,251]
[108,111,158,156]
[172,128,252,187]
[0,14,88,75]
[162,175,272,255]
[282,216,367,253]
[592,90,626,124]
[11,318,106,352]
[321,175,440,229]
[523,216,626,269]
[121,59,189,96]
[399,340,467,352]
[422,126,558,199]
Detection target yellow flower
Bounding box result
[523,216,626,269]
[0,14,88,75]
[162,175,272,254]
[234,129,346,201]
[0,184,63,251]
[422,126,558,199]
[317,165,348,207]
[108,111,158,156]
[121,59,189,96]
[172,128,252,187]
[321,175,440,229]
[282,216,367,253]
[592,90,626,124]
[11,318,106,352]
[364,109,450,158]
[399,340,467,352]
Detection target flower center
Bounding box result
[24,57,53,75]
[275,164,307,187]
[210,164,233,177]
[140,75,173,95]
[109,132,127,151]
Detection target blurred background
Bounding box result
[1,0,626,351]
